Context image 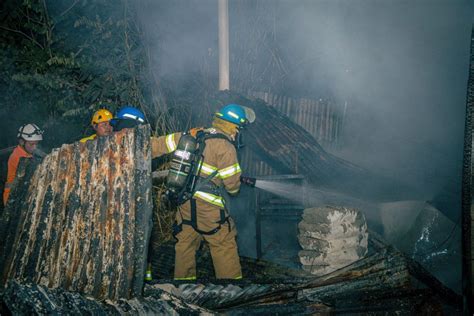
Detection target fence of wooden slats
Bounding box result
[245,91,344,149]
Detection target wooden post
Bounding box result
[256,189,262,259]
[218,0,230,91]
[461,25,474,316]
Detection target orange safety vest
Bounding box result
[3,145,32,205]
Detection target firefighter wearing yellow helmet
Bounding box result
[151,104,256,280]
[80,109,114,143]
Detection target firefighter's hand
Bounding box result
[189,127,204,137]
[240,176,256,187]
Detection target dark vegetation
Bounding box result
[0,0,290,149]
[0,0,181,248]
[0,0,174,148]
[0,0,291,249]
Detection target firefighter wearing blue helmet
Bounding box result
[215,103,255,126]
[151,103,255,280]
[111,106,146,131]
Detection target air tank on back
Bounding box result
[166,134,197,195]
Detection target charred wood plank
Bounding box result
[0,126,153,301]
[1,280,210,315]
[162,234,459,311]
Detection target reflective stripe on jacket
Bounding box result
[79,134,97,143]
[151,129,241,205]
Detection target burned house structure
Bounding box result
[0,93,463,314]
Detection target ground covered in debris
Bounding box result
[0,233,461,315]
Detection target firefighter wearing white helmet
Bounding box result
[150,103,256,280]
[3,123,44,205]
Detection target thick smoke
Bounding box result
[136,1,218,81]
[275,0,473,220]
[136,1,473,220]
[135,0,472,290]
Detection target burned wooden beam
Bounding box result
[0,126,153,301]
[1,280,210,315]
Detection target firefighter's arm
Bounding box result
[3,153,20,205]
[217,145,241,196]
[6,153,20,184]
[150,132,182,158]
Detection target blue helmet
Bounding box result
[115,106,145,123]
[215,104,255,126]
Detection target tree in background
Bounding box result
[0,0,180,150]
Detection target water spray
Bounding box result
[240,175,369,209]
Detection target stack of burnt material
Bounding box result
[0,126,153,301]
[298,206,368,276]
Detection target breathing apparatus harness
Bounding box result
[165,129,226,203]
[165,128,235,236]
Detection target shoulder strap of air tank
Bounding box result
[197,129,232,144]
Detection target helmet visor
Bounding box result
[242,106,256,123]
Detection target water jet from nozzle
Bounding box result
[255,180,367,208]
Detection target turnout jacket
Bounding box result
[154,128,244,279]
[3,145,32,205]
[151,128,242,209]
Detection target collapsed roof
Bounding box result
[0,125,460,314]
[213,91,416,202]
[1,233,460,314]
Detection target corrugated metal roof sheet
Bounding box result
[0,126,153,301]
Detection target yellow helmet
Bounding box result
[91,109,113,125]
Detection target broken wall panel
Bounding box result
[0,125,153,301]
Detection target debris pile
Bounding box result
[2,280,210,315]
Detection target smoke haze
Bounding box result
[136,0,473,220]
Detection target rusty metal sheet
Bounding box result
[0,125,153,301]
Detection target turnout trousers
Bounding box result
[174,199,242,280]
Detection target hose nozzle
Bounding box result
[240,176,256,187]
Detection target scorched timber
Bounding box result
[0,126,153,301]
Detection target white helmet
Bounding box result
[17,123,44,141]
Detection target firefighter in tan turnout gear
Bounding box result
[151,104,255,280]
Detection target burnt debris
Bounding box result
[0,233,459,314]
[0,126,153,301]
